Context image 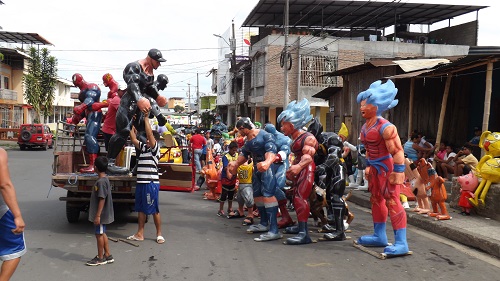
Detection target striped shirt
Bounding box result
[136,141,160,184]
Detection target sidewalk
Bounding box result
[348,188,500,259]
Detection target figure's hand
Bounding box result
[389,172,405,185]
[91,101,108,111]
[364,167,371,181]
[12,216,25,235]
[256,161,270,172]
[286,164,301,179]
[156,96,167,107]
[137,97,151,113]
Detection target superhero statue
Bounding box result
[228,117,281,242]
[102,73,119,99]
[307,118,348,241]
[278,98,318,245]
[264,124,294,229]
[356,79,410,256]
[106,49,168,174]
[211,116,228,145]
[72,73,106,174]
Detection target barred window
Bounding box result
[252,54,265,87]
[300,55,338,87]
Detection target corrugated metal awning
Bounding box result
[0,31,53,45]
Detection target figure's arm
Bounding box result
[383,125,405,184]
[123,62,151,112]
[0,148,25,234]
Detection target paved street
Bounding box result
[5,148,500,281]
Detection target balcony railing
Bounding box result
[0,89,18,101]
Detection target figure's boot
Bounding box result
[383,228,409,256]
[357,222,389,247]
[323,206,346,241]
[107,158,129,175]
[277,199,295,228]
[255,206,282,241]
[247,205,269,233]
[285,222,312,245]
[80,153,97,173]
[347,174,359,188]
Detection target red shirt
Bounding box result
[190,134,206,150]
[101,95,120,135]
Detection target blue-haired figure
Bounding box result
[278,99,318,245]
[228,117,281,241]
[355,79,410,257]
[264,124,294,229]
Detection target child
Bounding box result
[231,158,254,225]
[217,141,239,217]
[86,156,114,266]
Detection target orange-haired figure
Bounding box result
[202,147,221,200]
[417,158,450,220]
[404,158,430,214]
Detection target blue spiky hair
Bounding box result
[356,79,398,116]
[277,98,313,129]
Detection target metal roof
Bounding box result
[242,0,487,29]
[0,31,53,45]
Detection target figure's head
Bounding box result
[307,118,323,139]
[338,122,349,142]
[72,73,85,88]
[277,98,313,134]
[357,79,398,117]
[457,171,479,192]
[235,117,254,137]
[147,48,166,70]
[480,131,500,157]
[102,73,113,87]
[254,121,262,129]
[155,74,169,91]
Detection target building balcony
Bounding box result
[0,89,17,101]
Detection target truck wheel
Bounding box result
[66,203,81,223]
[21,130,31,142]
[19,145,26,151]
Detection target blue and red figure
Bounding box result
[72,73,106,173]
[356,79,409,256]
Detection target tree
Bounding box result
[200,110,216,129]
[174,105,185,113]
[22,47,58,122]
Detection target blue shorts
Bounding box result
[135,182,160,215]
[0,210,27,261]
[94,224,106,235]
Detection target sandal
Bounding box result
[242,216,254,226]
[227,210,244,219]
[217,210,225,217]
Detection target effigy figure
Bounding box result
[278,98,318,245]
[355,79,410,257]
[106,49,168,174]
[228,117,281,242]
[264,124,294,229]
[72,73,105,173]
[416,158,450,220]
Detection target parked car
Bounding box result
[17,123,54,150]
[159,132,183,164]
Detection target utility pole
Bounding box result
[196,72,200,115]
[187,83,191,124]
[283,0,290,108]
[230,19,237,121]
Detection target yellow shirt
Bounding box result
[237,163,253,184]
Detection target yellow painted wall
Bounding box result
[268,108,276,126]
[254,106,261,123]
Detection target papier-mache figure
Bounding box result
[72,73,106,173]
[469,131,500,207]
[404,158,430,214]
[457,171,479,215]
[416,158,450,220]
[106,49,168,175]
[278,99,318,245]
[355,79,410,257]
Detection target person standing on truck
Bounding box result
[0,147,26,280]
[127,110,165,244]
[86,156,115,266]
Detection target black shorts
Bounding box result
[219,184,236,202]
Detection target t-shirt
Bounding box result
[237,162,253,184]
[404,140,418,161]
[136,142,160,184]
[461,154,478,168]
[88,177,114,224]
[221,152,238,185]
[190,134,206,150]
[469,136,480,145]
[444,152,456,166]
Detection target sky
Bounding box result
[0,0,498,101]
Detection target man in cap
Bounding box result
[106,49,169,174]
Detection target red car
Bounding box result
[17,124,54,150]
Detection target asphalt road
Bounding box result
[5,148,500,281]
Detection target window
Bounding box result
[3,76,9,89]
[300,55,338,87]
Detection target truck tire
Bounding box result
[21,130,31,142]
[66,203,80,223]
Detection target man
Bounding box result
[100,73,124,151]
[127,110,164,244]
[106,49,168,174]
[277,99,318,245]
[454,144,478,176]
[228,117,281,242]
[0,147,26,280]
[190,128,206,173]
[355,79,410,257]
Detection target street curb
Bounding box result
[349,190,500,259]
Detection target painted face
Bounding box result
[280,121,295,137]
[152,59,161,70]
[360,99,377,119]
[237,127,249,137]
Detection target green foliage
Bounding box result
[22,47,58,121]
[0,52,3,62]
[174,105,185,113]
[200,110,216,128]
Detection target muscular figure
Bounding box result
[356,79,409,256]
[264,124,294,228]
[106,49,168,174]
[278,99,318,245]
[101,73,124,151]
[228,118,281,242]
[72,73,105,173]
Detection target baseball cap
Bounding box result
[148,48,166,62]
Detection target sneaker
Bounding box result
[86,256,107,266]
[104,255,114,264]
[217,210,225,217]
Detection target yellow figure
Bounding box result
[469,131,500,207]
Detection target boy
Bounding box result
[233,158,254,225]
[218,141,239,217]
[127,111,164,244]
[86,156,114,266]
